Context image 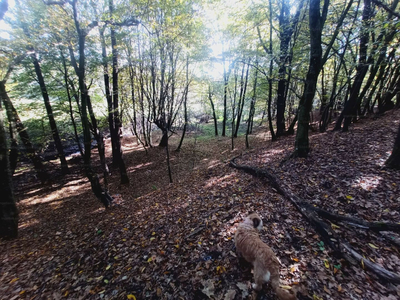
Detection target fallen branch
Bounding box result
[185,226,205,239]
[380,232,400,249]
[301,202,400,233]
[229,157,400,284]
[342,242,400,283]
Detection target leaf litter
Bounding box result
[1,110,400,299]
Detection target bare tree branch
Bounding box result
[371,0,400,19]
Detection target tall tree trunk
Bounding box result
[0,94,18,239]
[99,26,117,162]
[234,60,250,138]
[109,0,129,184]
[0,81,48,182]
[246,61,258,148]
[208,85,218,136]
[176,56,190,152]
[276,0,290,137]
[294,0,328,157]
[2,82,18,173]
[222,48,228,137]
[268,0,276,141]
[31,53,69,174]
[60,50,83,157]
[71,1,113,207]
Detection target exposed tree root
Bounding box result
[229,157,400,284]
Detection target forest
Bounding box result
[1,0,400,299]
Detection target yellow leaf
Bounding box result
[361,259,365,269]
[324,260,330,269]
[175,244,179,248]
[338,285,342,292]
[331,223,340,229]
[152,232,156,235]
[280,285,292,290]
[19,290,26,295]
[127,295,136,300]
[150,237,155,241]
[147,257,153,263]
[64,291,69,296]
[9,278,18,283]
[346,195,353,200]
[106,265,111,270]
[368,243,378,249]
[292,257,299,262]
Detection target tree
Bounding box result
[294,0,328,157]
[208,85,218,136]
[0,91,18,239]
[294,0,353,157]
[334,0,372,131]
[386,121,400,169]
[275,0,304,137]
[104,0,129,184]
[45,0,116,207]
[0,0,18,239]
[15,0,69,174]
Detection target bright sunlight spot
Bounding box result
[351,175,382,191]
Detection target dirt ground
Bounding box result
[1,111,400,300]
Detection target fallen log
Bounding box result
[302,203,400,233]
[229,157,400,284]
[342,242,400,283]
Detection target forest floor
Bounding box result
[1,110,400,300]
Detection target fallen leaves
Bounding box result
[1,110,400,299]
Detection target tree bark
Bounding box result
[267,0,276,142]
[176,55,190,152]
[109,0,129,184]
[386,121,400,169]
[0,94,18,239]
[234,60,250,138]
[246,62,258,148]
[294,0,327,157]
[208,85,218,136]
[71,1,113,207]
[222,47,228,137]
[31,53,69,174]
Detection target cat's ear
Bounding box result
[252,217,261,228]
